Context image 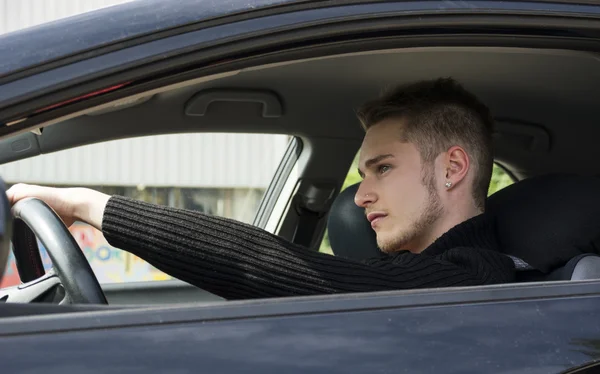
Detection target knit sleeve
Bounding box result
[101,196,512,300]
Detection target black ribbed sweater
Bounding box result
[101,196,516,300]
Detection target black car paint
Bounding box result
[2,1,600,110]
[2,1,600,373]
[0,0,299,78]
[3,283,600,373]
[3,0,599,81]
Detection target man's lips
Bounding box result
[366,212,387,227]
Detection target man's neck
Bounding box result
[410,208,482,253]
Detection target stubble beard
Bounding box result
[377,166,444,253]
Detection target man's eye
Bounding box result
[378,165,391,174]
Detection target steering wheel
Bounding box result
[0,198,107,304]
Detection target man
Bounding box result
[6,78,515,300]
[355,77,494,254]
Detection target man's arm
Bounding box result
[101,195,512,299]
[6,184,513,300]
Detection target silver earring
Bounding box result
[445,181,452,188]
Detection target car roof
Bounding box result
[4,0,595,81]
[0,0,305,78]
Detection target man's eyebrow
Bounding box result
[357,154,395,176]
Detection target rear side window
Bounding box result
[488,164,515,195]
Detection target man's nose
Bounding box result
[354,183,376,208]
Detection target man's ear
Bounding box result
[445,146,470,188]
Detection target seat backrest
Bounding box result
[515,254,600,282]
[327,174,600,281]
[553,254,600,281]
[485,173,600,278]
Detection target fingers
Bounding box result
[4,184,105,229]
[6,183,53,205]
[6,183,32,205]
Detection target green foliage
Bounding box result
[488,164,514,196]
[319,155,514,255]
[341,154,362,191]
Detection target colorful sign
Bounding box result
[0,222,172,288]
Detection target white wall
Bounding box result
[0,133,290,188]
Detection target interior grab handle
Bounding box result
[185,89,283,118]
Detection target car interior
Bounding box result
[2,45,600,313]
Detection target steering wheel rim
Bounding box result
[8,198,107,304]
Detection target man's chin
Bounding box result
[376,235,405,254]
[378,246,398,254]
[376,225,418,253]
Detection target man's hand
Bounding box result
[6,184,110,230]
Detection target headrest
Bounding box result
[326,183,384,261]
[486,173,600,273]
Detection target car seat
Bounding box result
[327,174,600,281]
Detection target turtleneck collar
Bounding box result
[421,213,499,256]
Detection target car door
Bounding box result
[3,1,600,373]
[2,281,600,373]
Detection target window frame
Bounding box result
[0,132,298,301]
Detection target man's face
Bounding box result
[355,118,443,253]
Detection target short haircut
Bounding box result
[357,78,494,210]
